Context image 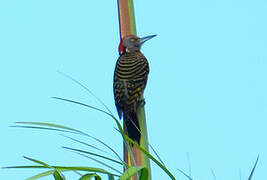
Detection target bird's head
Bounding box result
[118,34,156,55]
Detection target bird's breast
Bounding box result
[114,52,149,80]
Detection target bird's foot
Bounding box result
[137,99,146,107]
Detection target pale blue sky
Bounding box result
[1,0,267,179]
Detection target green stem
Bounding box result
[117,0,151,179]
[137,105,151,180]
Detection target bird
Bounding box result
[113,34,156,144]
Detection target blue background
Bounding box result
[1,0,266,179]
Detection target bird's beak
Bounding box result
[140,34,157,45]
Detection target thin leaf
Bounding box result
[79,173,101,180]
[57,71,113,116]
[80,134,123,164]
[62,147,123,165]
[51,97,123,162]
[5,165,119,177]
[26,170,55,180]
[139,167,149,180]
[113,127,139,168]
[109,115,132,160]
[3,166,48,169]
[149,144,165,167]
[177,168,193,180]
[15,122,83,134]
[23,156,51,168]
[14,121,123,162]
[52,97,112,117]
[119,166,144,180]
[13,116,174,179]
[52,166,119,177]
[26,169,81,180]
[248,155,259,180]
[60,134,107,154]
[11,125,76,134]
[122,133,176,180]
[108,175,115,180]
[74,152,123,174]
[53,170,66,180]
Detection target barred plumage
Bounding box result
[113,34,155,144]
[113,52,149,143]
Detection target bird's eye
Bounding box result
[130,38,136,42]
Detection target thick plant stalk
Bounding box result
[117,0,136,38]
[117,0,151,180]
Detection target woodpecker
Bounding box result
[113,34,156,144]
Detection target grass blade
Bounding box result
[108,174,114,180]
[53,170,66,180]
[5,165,119,177]
[57,71,113,116]
[139,167,149,180]
[11,125,76,134]
[123,134,176,180]
[73,152,122,174]
[23,156,51,168]
[119,166,145,180]
[60,134,107,154]
[51,97,123,162]
[26,170,55,180]
[62,147,123,165]
[13,121,123,162]
[79,173,101,180]
[149,144,165,167]
[14,121,84,134]
[248,155,259,180]
[52,97,112,117]
[177,168,193,180]
[3,166,48,169]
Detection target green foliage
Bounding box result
[79,173,101,180]
[53,170,66,180]
[5,74,260,179]
[5,96,175,179]
[119,166,147,180]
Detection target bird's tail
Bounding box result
[123,108,141,144]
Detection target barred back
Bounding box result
[113,51,149,143]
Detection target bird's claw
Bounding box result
[138,99,146,107]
